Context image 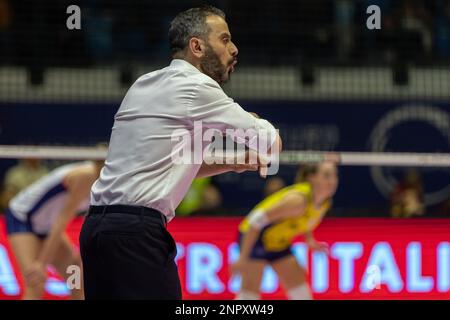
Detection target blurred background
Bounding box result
[1,0,450,218]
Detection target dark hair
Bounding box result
[295,164,319,183]
[169,5,226,58]
[295,161,338,183]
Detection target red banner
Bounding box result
[0,216,449,299]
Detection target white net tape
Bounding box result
[279,151,450,167]
[1,145,450,167]
[0,145,107,160]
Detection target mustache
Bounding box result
[228,58,237,66]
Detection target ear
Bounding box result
[188,37,205,59]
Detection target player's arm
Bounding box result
[39,176,90,266]
[303,230,329,253]
[25,175,91,286]
[304,231,314,242]
[231,191,306,274]
[303,215,329,253]
[25,175,90,286]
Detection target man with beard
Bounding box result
[79,5,282,299]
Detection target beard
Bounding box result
[200,44,234,85]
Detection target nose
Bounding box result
[230,41,238,57]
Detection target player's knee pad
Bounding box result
[286,284,312,300]
[235,290,260,300]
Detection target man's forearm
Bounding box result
[196,163,234,178]
[196,153,258,178]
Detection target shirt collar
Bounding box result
[170,59,201,74]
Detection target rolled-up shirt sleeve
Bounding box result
[187,79,278,152]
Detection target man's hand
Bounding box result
[257,153,270,178]
[236,150,271,178]
[24,261,47,287]
[249,112,282,153]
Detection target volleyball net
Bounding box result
[1,145,450,168]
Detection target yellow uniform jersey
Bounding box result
[239,182,330,252]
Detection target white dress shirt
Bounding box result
[90,59,277,221]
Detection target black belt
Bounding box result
[88,205,167,227]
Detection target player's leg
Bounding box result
[51,234,84,300]
[271,254,312,300]
[8,233,45,299]
[235,259,266,300]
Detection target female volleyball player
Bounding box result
[5,160,103,299]
[231,161,338,300]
